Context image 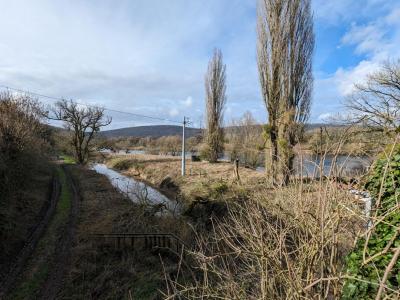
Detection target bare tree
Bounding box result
[205,48,227,163]
[257,0,314,185]
[346,60,400,134]
[51,100,111,164]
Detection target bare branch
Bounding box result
[346,60,400,134]
[49,100,111,164]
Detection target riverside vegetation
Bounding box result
[1,2,400,296]
[1,88,398,298]
[102,136,398,299]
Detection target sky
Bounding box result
[0,0,399,129]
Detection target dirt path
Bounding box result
[1,165,79,300]
[39,165,79,299]
[0,176,60,298]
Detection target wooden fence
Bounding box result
[90,233,188,253]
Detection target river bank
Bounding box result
[103,153,267,206]
[92,163,181,215]
[100,152,368,299]
[58,164,190,299]
[102,152,372,208]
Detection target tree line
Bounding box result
[204,0,314,185]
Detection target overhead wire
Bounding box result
[0,84,183,124]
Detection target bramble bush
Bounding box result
[342,143,400,299]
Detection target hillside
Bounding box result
[100,125,202,138]
[99,123,344,139]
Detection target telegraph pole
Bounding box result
[181,116,187,176]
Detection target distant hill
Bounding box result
[99,123,344,139]
[100,125,202,138]
[304,123,345,131]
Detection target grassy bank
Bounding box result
[103,153,370,298]
[105,154,267,206]
[59,165,190,299]
[0,162,54,282]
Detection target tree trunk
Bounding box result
[265,126,278,185]
[278,122,295,186]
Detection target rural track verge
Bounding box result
[0,176,60,298]
[39,165,79,300]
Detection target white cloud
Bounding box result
[333,60,381,96]
[385,7,400,25]
[321,3,400,99]
[182,96,193,108]
[318,113,333,121]
[312,0,397,25]
[169,108,179,117]
[0,0,258,129]
[2,0,399,128]
[341,22,386,56]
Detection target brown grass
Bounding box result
[59,165,191,299]
[106,154,266,204]
[163,176,366,299]
[101,146,377,299]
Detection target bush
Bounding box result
[342,143,400,299]
[165,178,362,299]
[0,92,51,201]
[210,180,228,199]
[0,92,52,276]
[199,143,211,161]
[113,159,136,170]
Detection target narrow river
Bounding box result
[256,155,372,177]
[92,164,180,215]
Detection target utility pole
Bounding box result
[181,116,187,176]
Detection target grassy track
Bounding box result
[59,155,76,165]
[8,167,72,300]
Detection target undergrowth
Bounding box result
[342,143,400,299]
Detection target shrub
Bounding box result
[165,178,362,299]
[342,143,400,299]
[108,158,143,173]
[210,180,228,199]
[0,92,50,201]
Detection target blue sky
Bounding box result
[0,0,399,129]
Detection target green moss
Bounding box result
[60,155,76,164]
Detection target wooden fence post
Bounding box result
[234,159,240,181]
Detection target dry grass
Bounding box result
[160,137,399,299]
[163,176,366,299]
[100,142,388,299]
[59,165,191,299]
[106,154,266,204]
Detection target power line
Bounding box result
[0,84,183,124]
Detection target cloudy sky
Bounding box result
[0,0,399,129]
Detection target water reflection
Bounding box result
[256,155,371,177]
[92,163,180,215]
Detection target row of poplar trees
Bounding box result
[205,0,314,185]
